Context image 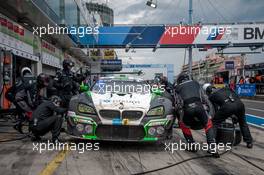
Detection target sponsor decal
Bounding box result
[112,99,140,104]
[119,102,124,110]
[67,111,76,117]
[122,119,129,125]
[166,115,174,120]
[244,27,264,40]
[102,99,111,103]
[148,121,166,126]
[207,28,226,40]
[73,118,93,124]
[112,118,122,125]
[112,118,130,125]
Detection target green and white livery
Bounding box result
[66,76,175,141]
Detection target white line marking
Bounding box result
[247,122,264,129]
[242,99,264,104]
[246,114,264,120]
[247,108,264,112]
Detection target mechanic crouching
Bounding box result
[174,73,219,157]
[6,69,50,133]
[29,96,67,142]
[203,84,253,148]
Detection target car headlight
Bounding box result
[156,126,165,135]
[147,106,164,116]
[148,127,156,136]
[78,104,96,114]
[76,124,84,132]
[85,125,93,134]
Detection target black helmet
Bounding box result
[177,73,191,84]
[160,76,168,84]
[51,95,62,106]
[63,59,75,70]
[37,73,50,87]
[154,76,161,84]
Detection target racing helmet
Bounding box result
[154,76,161,84]
[37,73,50,88]
[160,76,168,84]
[62,59,75,70]
[51,95,62,106]
[202,83,214,95]
[177,73,191,84]
[21,67,32,77]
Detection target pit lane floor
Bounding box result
[0,121,263,175]
[243,99,264,118]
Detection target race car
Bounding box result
[66,75,175,141]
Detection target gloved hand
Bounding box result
[63,82,71,89]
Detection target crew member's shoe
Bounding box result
[14,123,23,134]
[52,137,60,143]
[246,142,253,149]
[31,135,41,142]
[207,150,220,158]
[166,134,173,140]
[207,143,220,158]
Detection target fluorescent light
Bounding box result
[146,0,157,8]
[150,3,157,8]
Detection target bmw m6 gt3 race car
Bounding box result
[66,75,175,142]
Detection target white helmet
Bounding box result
[202,83,212,92]
[21,67,32,77]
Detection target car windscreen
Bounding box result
[91,80,151,94]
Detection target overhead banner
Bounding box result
[71,24,264,48]
[75,26,164,48]
[123,64,174,83]
[101,59,122,71]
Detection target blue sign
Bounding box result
[122,64,174,83]
[225,61,235,69]
[101,59,122,71]
[112,118,122,125]
[236,84,256,97]
[101,59,122,65]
